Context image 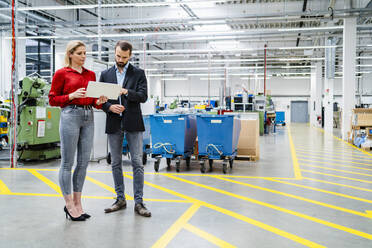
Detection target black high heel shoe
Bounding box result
[82,213,91,219]
[64,206,86,221]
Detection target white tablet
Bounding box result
[86,81,121,100]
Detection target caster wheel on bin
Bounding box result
[176,161,181,172]
[229,159,234,169]
[222,163,227,174]
[106,153,111,165]
[200,161,206,173]
[186,157,191,170]
[208,159,213,172]
[142,152,147,165]
[166,158,171,171]
[154,160,160,172]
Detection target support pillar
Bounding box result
[342,17,357,140]
[310,62,322,126]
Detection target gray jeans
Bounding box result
[59,106,94,195]
[108,130,144,204]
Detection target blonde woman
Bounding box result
[49,40,107,221]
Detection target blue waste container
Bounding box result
[275,111,285,126]
[197,115,241,173]
[150,114,197,172]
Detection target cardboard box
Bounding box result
[237,119,259,158]
[353,108,372,126]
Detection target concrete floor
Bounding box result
[0,124,371,248]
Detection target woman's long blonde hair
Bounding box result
[64,40,86,67]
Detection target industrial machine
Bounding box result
[17,77,61,160]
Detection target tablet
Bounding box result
[86,81,121,100]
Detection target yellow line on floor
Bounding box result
[0,168,59,171]
[301,164,372,178]
[183,223,237,248]
[0,179,11,193]
[164,174,372,240]
[122,174,324,248]
[299,158,372,171]
[296,150,372,161]
[215,176,372,219]
[28,169,62,194]
[152,204,201,248]
[301,170,372,184]
[315,127,372,158]
[264,178,372,204]
[298,155,372,167]
[287,125,302,179]
[303,177,372,193]
[85,176,134,200]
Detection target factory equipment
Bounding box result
[17,77,61,160]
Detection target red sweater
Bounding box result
[49,67,101,109]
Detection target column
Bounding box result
[310,62,322,126]
[342,17,356,140]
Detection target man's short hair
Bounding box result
[115,41,132,55]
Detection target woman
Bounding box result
[49,40,107,221]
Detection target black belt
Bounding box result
[69,105,92,110]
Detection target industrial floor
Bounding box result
[0,124,372,248]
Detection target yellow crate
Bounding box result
[0,115,7,123]
[194,105,206,110]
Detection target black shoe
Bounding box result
[64,206,86,221]
[134,203,151,217]
[82,213,91,219]
[104,199,127,213]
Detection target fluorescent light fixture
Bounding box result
[281,65,315,69]
[357,64,372,67]
[283,77,310,79]
[200,77,226,80]
[241,77,271,80]
[162,78,188,81]
[277,26,343,32]
[147,74,174,77]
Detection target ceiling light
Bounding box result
[200,77,226,80]
[162,78,188,81]
[194,24,231,32]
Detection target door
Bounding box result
[291,101,309,123]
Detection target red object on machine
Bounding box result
[218,110,233,115]
[264,44,267,96]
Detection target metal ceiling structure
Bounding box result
[0,0,372,78]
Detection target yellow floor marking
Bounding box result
[0,168,59,171]
[264,178,372,204]
[164,174,372,240]
[299,158,372,171]
[28,169,62,194]
[298,155,372,167]
[0,179,11,193]
[152,204,201,248]
[302,177,372,192]
[85,176,134,200]
[287,125,302,179]
[301,164,372,178]
[315,127,372,158]
[301,170,372,184]
[122,174,324,247]
[184,223,237,248]
[215,176,372,219]
[295,150,372,161]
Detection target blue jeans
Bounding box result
[59,106,94,195]
[108,130,144,204]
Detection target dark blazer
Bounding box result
[99,64,148,134]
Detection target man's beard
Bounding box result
[116,61,126,68]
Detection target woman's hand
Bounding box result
[96,95,108,105]
[69,88,86,100]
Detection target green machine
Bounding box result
[17,77,61,160]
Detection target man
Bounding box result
[100,40,151,217]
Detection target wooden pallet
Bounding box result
[361,147,372,151]
[236,155,259,161]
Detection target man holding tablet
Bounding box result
[99,40,151,217]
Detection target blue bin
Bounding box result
[275,111,285,125]
[150,114,197,158]
[197,115,241,159]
